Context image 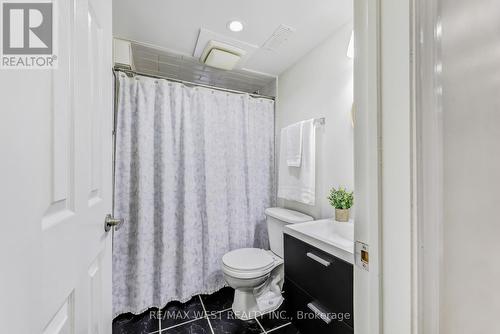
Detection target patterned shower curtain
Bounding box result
[112,74,275,317]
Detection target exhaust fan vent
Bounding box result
[262,24,296,51]
[200,40,246,70]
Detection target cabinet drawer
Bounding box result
[285,280,353,334]
[284,234,353,327]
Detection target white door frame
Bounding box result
[380,0,415,332]
[354,0,416,333]
[353,0,382,333]
[414,0,442,333]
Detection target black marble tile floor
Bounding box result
[113,286,300,334]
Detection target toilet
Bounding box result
[222,207,313,320]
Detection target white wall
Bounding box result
[438,0,500,332]
[275,22,354,219]
[417,1,500,333]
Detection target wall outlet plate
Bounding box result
[355,241,369,271]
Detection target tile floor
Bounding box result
[113,287,301,334]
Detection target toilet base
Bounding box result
[231,288,283,320]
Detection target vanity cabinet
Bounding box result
[284,234,354,333]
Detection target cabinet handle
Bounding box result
[307,302,332,324]
[306,252,331,267]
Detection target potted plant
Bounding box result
[327,186,353,222]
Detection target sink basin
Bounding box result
[284,218,354,264]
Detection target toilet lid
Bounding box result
[222,248,274,272]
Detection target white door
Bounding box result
[0,0,113,333]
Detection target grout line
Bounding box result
[159,298,208,331]
[199,295,208,317]
[255,317,267,334]
[151,295,231,333]
[162,316,203,331]
[266,322,292,333]
[210,307,232,316]
[199,295,215,334]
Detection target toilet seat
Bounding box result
[222,248,275,279]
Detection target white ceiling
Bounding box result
[113,0,352,76]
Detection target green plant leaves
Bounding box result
[327,186,354,209]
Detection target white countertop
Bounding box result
[284,218,355,264]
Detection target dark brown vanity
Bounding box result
[284,234,354,333]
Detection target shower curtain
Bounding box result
[112,74,275,317]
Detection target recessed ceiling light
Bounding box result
[228,20,244,32]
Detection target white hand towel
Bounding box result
[285,122,303,167]
[278,119,316,205]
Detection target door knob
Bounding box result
[104,214,124,232]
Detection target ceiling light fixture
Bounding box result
[228,20,244,32]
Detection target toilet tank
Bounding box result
[264,207,313,258]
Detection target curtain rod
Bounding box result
[113,67,276,101]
